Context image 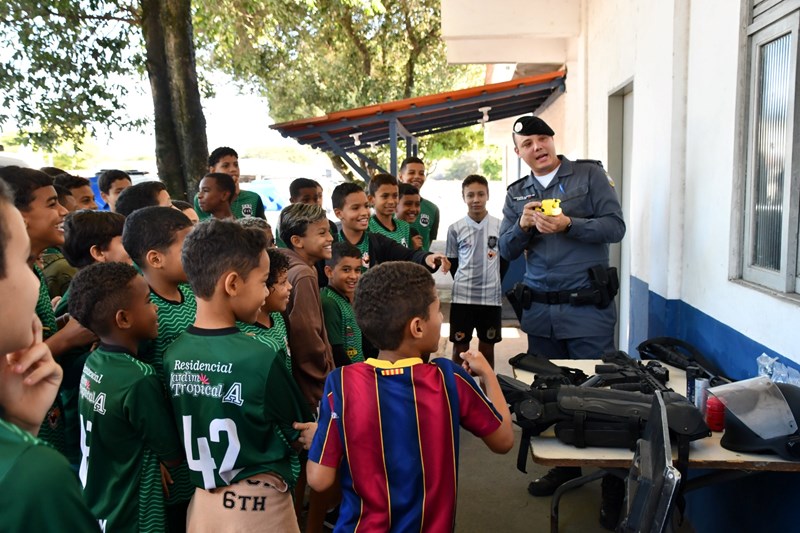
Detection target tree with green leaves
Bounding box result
[0,0,207,198]
[194,0,485,180]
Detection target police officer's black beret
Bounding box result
[512,116,555,136]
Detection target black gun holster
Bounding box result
[588,265,619,309]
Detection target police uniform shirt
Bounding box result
[498,156,625,339]
[446,214,502,307]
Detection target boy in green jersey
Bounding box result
[320,242,364,366]
[123,206,197,530]
[397,183,423,250]
[0,166,96,458]
[237,248,295,373]
[193,147,266,220]
[52,209,130,468]
[58,210,130,316]
[197,173,235,220]
[165,219,314,532]
[398,156,440,250]
[331,182,449,273]
[70,262,184,533]
[115,181,174,217]
[367,173,412,248]
[0,178,100,531]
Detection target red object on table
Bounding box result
[706,395,725,432]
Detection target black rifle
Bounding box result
[637,337,731,387]
[581,351,670,394]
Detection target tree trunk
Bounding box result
[139,0,207,200]
[140,0,184,197]
[160,0,208,197]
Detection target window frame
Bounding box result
[741,8,800,293]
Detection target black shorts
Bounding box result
[449,303,502,344]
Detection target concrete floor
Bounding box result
[429,266,613,533]
[430,265,696,533]
[316,266,691,532]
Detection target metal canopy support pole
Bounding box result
[353,150,389,175]
[319,131,371,183]
[389,118,398,176]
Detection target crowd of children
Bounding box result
[0,148,513,532]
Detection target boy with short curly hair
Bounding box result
[307,262,513,531]
[70,262,183,532]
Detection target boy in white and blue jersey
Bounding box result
[446,174,507,369]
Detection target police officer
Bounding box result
[499,116,626,522]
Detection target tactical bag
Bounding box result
[499,376,710,474]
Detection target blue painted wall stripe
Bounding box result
[628,275,796,379]
[629,275,800,533]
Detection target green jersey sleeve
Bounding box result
[255,196,266,219]
[123,374,183,462]
[263,357,314,443]
[321,293,344,347]
[3,445,100,531]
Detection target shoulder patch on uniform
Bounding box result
[575,159,605,169]
[575,159,614,187]
[506,176,528,190]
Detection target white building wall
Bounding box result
[442,0,800,366]
[683,0,800,363]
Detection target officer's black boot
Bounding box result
[599,473,625,530]
[527,466,582,497]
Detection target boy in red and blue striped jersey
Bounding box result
[306,262,514,532]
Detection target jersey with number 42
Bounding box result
[164,326,312,490]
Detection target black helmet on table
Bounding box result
[719,382,800,461]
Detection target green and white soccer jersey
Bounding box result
[320,287,364,363]
[141,284,197,384]
[164,327,313,490]
[34,265,67,456]
[368,215,411,248]
[194,189,265,220]
[409,197,440,251]
[336,229,371,272]
[79,345,182,533]
[140,283,197,506]
[237,312,292,373]
[0,419,100,531]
